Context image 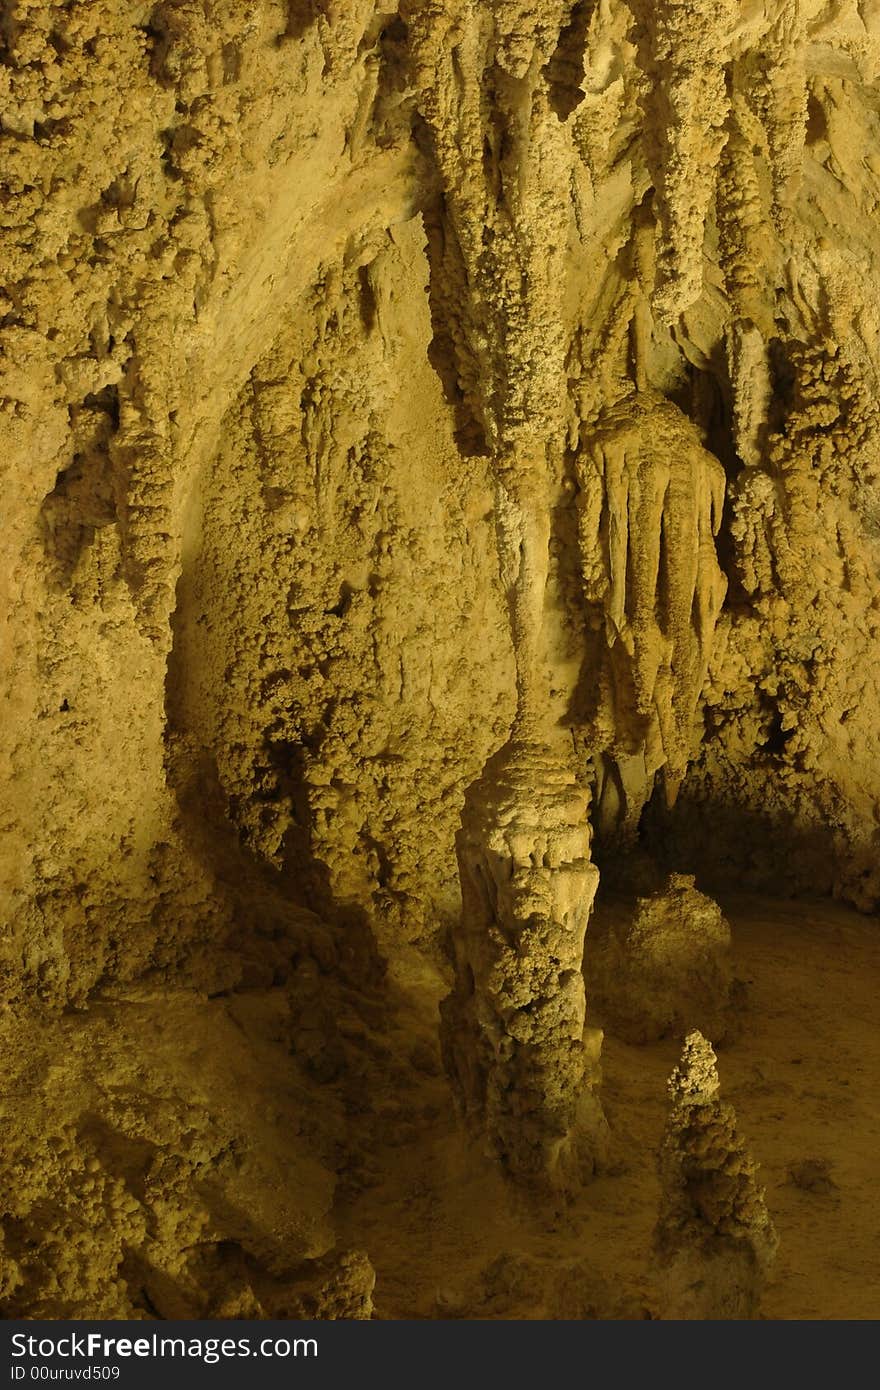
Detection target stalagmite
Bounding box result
[441,466,607,1187]
[404,5,609,1185]
[653,1032,778,1319]
[590,873,734,1045]
[4,0,880,1322]
[441,738,605,1186]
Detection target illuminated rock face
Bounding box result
[4,0,880,1316]
[442,739,606,1189]
[7,0,880,999]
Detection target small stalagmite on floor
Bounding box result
[441,477,606,1192]
[653,1031,778,1319]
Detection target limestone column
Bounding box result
[441,461,606,1190]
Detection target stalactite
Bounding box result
[576,391,727,818]
[6,0,880,1320]
[629,0,737,322]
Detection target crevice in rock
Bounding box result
[545,0,594,120]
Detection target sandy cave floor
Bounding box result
[334,895,880,1320]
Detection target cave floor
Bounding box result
[335,894,880,1320]
[3,895,878,1318]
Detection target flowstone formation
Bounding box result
[577,394,728,838]
[653,1032,778,1319]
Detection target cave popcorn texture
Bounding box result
[1,0,880,1320]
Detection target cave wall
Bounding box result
[167,226,515,957]
[4,0,880,1007]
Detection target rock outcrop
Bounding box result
[590,874,733,1044]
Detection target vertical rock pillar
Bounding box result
[441,467,606,1190]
